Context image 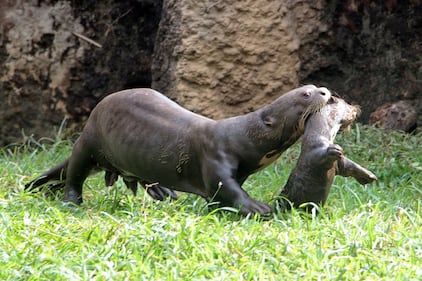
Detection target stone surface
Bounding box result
[0,0,162,145]
[303,0,422,128]
[0,0,420,145]
[0,1,85,143]
[369,101,418,133]
[152,0,329,118]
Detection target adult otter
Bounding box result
[277,96,377,212]
[26,85,331,215]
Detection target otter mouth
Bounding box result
[303,112,314,127]
[298,99,328,132]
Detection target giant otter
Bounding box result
[26,85,331,215]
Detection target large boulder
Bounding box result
[369,101,418,133]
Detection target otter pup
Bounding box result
[277,96,377,212]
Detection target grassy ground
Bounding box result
[0,125,421,280]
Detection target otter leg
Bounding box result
[105,171,118,186]
[123,179,138,195]
[212,178,272,215]
[203,160,273,215]
[140,181,178,201]
[336,157,377,184]
[104,173,178,201]
[63,143,94,205]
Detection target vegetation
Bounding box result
[0,125,421,280]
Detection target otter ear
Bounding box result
[263,116,274,127]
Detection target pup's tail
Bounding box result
[25,159,69,191]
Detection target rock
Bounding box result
[369,101,418,133]
[1,0,420,145]
[0,1,162,145]
[152,0,329,119]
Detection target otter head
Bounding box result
[261,85,332,135]
[252,85,332,171]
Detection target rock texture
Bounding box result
[303,0,422,128]
[369,101,418,133]
[0,1,85,143]
[0,0,421,145]
[0,0,162,145]
[152,0,330,118]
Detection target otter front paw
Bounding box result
[355,170,378,185]
[237,198,273,216]
[63,189,83,205]
[327,144,343,160]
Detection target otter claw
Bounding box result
[238,199,273,216]
[327,144,343,159]
[143,183,178,201]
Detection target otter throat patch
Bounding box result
[255,149,282,172]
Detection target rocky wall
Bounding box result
[0,1,85,144]
[303,0,422,127]
[0,0,162,145]
[152,0,330,118]
[0,0,420,145]
[153,0,421,127]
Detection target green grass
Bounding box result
[1,125,421,280]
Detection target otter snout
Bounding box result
[301,85,331,102]
[309,87,331,106]
[316,87,331,99]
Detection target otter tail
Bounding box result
[25,159,69,192]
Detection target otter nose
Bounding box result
[317,87,331,98]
